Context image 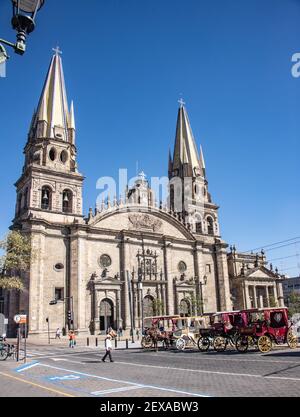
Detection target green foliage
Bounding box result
[269,295,278,308]
[186,293,203,314]
[153,298,164,315]
[0,230,33,291]
[288,291,300,317]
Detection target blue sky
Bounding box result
[0,0,299,276]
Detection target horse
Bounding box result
[146,327,172,351]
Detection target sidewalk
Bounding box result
[6,335,142,350]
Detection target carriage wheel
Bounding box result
[176,338,186,350]
[197,337,210,352]
[213,336,227,352]
[257,335,272,353]
[287,329,298,349]
[235,335,249,353]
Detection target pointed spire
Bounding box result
[32,50,72,142]
[199,145,206,178]
[172,102,203,178]
[68,100,76,130]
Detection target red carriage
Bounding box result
[198,310,248,352]
[235,307,298,353]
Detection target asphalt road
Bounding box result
[1,343,300,397]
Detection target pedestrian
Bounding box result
[118,326,123,338]
[55,328,61,340]
[102,333,114,362]
[68,330,76,348]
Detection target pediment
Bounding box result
[246,267,277,280]
[88,206,194,240]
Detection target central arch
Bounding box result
[99,298,114,332]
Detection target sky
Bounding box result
[0,0,299,276]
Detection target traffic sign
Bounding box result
[14,314,27,324]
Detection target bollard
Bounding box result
[126,338,128,349]
[115,338,117,348]
[87,337,89,347]
[96,337,98,347]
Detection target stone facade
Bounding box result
[5,52,285,337]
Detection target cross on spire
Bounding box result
[52,46,62,56]
[178,98,185,108]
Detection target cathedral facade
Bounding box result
[7,52,285,337]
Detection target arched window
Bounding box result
[41,186,52,210]
[179,299,191,317]
[62,190,73,213]
[143,295,155,317]
[207,217,214,236]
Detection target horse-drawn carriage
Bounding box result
[235,307,298,353]
[197,310,247,352]
[141,315,180,350]
[172,316,210,350]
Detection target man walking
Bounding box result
[102,333,114,362]
[55,328,61,340]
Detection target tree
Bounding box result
[153,298,164,315]
[0,231,33,291]
[288,291,300,317]
[186,293,204,315]
[268,295,278,308]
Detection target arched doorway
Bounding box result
[179,299,191,317]
[99,298,114,332]
[143,295,155,317]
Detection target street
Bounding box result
[0,342,300,397]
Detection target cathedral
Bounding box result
[6,51,285,337]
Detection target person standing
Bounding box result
[102,334,114,362]
[55,328,61,340]
[68,330,76,348]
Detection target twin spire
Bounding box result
[169,100,206,179]
[30,49,75,143]
[29,50,205,180]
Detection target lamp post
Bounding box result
[199,275,207,315]
[0,0,45,64]
[138,280,144,334]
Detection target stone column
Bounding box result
[163,239,174,315]
[253,286,257,308]
[120,236,131,330]
[214,243,232,311]
[244,283,251,309]
[276,280,284,307]
[265,287,270,307]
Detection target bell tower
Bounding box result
[169,101,220,236]
[14,49,84,225]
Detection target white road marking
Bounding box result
[39,363,210,397]
[91,386,144,396]
[16,362,40,372]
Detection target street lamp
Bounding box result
[0,0,45,63]
[199,275,207,315]
[138,280,144,334]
